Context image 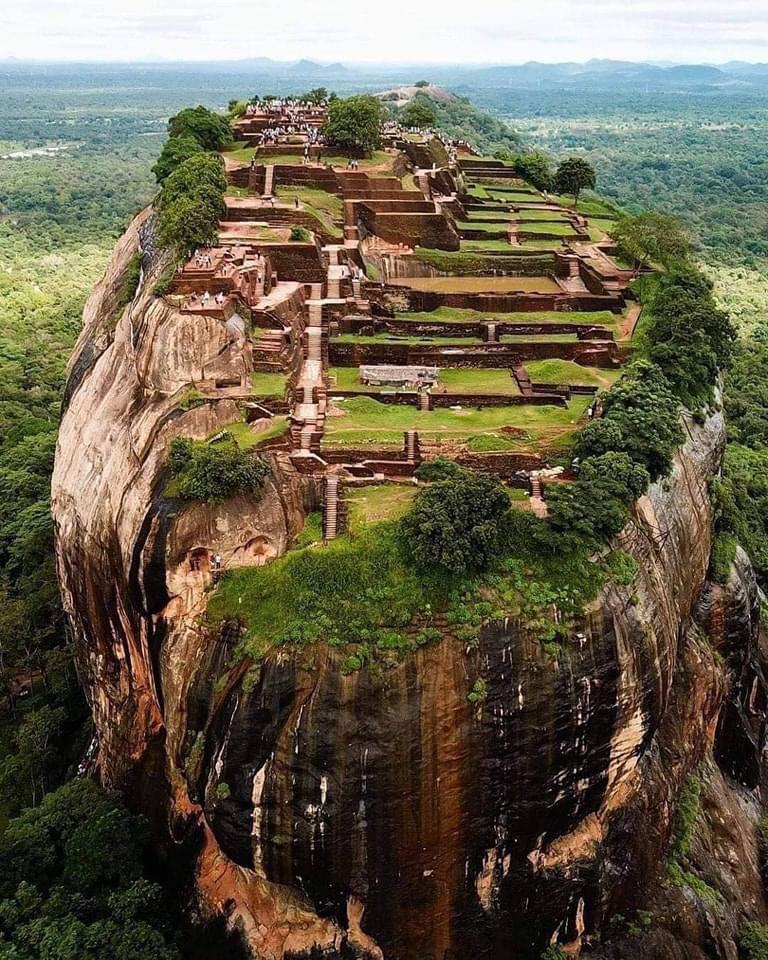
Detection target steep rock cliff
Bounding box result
[53,222,768,960]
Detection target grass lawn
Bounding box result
[346,483,417,532]
[225,417,290,448]
[332,332,481,345]
[460,239,517,252]
[465,211,513,222]
[525,360,622,388]
[501,333,579,343]
[518,221,580,237]
[274,185,344,239]
[398,307,621,329]
[389,276,561,294]
[251,371,287,396]
[490,192,546,204]
[547,195,620,217]
[275,185,344,218]
[438,368,520,395]
[457,220,510,235]
[323,395,591,447]
[519,239,567,250]
[515,209,571,221]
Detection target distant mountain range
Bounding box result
[5,56,768,91]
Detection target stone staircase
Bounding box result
[263,165,275,197]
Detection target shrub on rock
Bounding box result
[168,437,270,503]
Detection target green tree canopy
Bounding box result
[401,469,510,574]
[301,87,329,105]
[322,95,384,155]
[643,271,736,404]
[157,153,227,257]
[401,98,438,129]
[611,212,694,273]
[167,105,232,151]
[151,135,204,184]
[554,156,596,207]
[513,152,553,192]
[0,780,180,960]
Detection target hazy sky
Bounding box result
[4,0,768,64]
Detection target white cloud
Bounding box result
[3,0,768,63]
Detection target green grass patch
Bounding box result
[457,220,510,234]
[465,210,513,223]
[524,360,622,387]
[323,395,591,447]
[515,209,571,222]
[547,194,621,217]
[501,333,579,343]
[275,185,344,239]
[398,306,619,328]
[460,239,517,252]
[489,192,546,204]
[222,148,391,169]
[251,371,287,396]
[438,368,520,395]
[332,332,481,345]
[293,511,323,549]
[518,221,579,237]
[225,417,290,448]
[346,483,418,532]
[519,239,567,250]
[465,433,519,452]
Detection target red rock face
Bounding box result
[53,216,767,960]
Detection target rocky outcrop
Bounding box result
[53,218,767,960]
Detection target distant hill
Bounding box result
[375,83,458,106]
[288,59,348,75]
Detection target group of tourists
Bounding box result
[193,251,214,269]
[186,290,227,308]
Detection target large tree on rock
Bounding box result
[322,95,384,155]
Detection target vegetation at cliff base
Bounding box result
[739,922,768,960]
[0,779,180,959]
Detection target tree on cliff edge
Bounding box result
[554,156,596,208]
[401,469,510,574]
[157,153,227,257]
[322,95,384,156]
